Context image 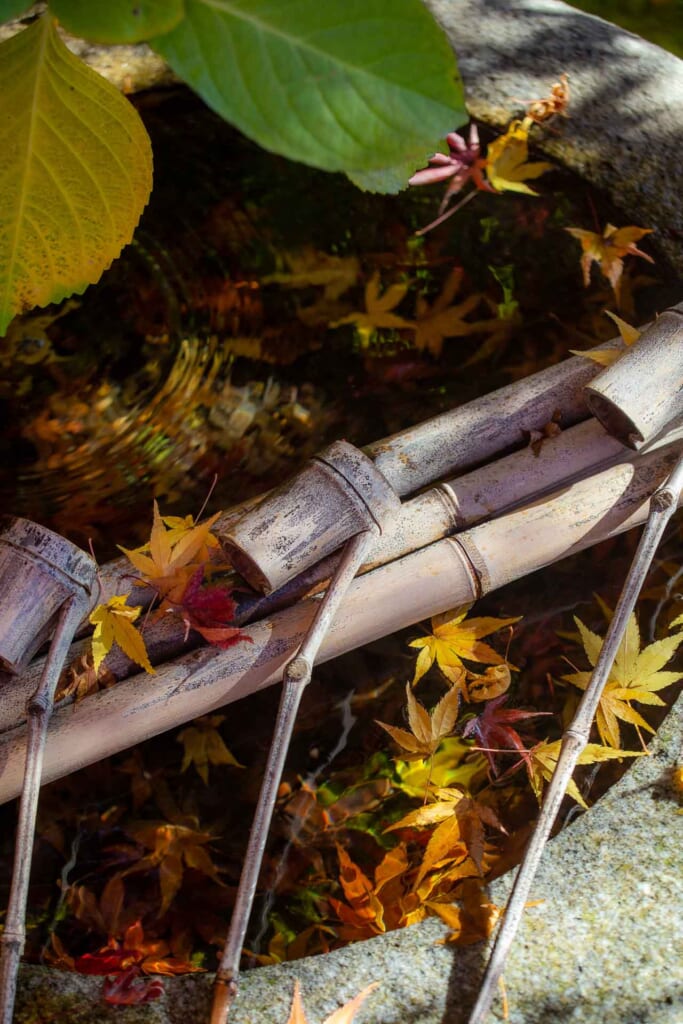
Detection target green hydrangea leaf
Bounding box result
[0,16,153,336]
[151,0,465,182]
[0,1,31,21]
[49,0,185,45]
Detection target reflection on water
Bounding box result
[0,88,677,556]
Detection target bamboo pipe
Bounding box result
[0,438,679,807]
[585,309,683,447]
[3,414,682,739]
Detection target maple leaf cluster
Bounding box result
[83,500,248,683]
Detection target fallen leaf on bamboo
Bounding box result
[565,223,654,304]
[286,979,379,1024]
[57,649,117,702]
[331,271,414,346]
[413,268,490,356]
[563,614,683,748]
[89,595,154,675]
[462,694,551,777]
[169,566,247,648]
[485,119,553,194]
[527,738,645,808]
[177,714,243,784]
[120,501,222,602]
[570,310,640,366]
[376,683,460,761]
[409,605,520,692]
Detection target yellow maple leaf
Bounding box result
[563,614,683,749]
[331,271,414,346]
[413,268,491,356]
[177,714,243,784]
[89,595,154,675]
[376,683,460,761]
[286,979,379,1024]
[119,501,222,602]
[485,118,553,195]
[387,786,503,881]
[565,222,654,304]
[527,738,645,808]
[570,310,641,367]
[409,605,520,693]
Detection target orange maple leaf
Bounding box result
[565,222,654,304]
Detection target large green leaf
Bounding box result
[49,0,185,44]
[0,16,153,336]
[151,0,464,180]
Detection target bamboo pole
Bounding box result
[0,439,679,807]
[466,446,683,1024]
[5,414,682,740]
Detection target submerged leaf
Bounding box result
[0,16,152,334]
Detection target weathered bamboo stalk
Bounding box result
[466,446,683,1024]
[0,439,679,807]
[585,309,683,447]
[5,413,682,740]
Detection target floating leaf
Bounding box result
[409,605,519,692]
[49,0,185,44]
[485,118,553,195]
[151,0,464,179]
[376,683,460,761]
[565,222,653,305]
[0,16,153,335]
[527,738,644,808]
[563,613,683,748]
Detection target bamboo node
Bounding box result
[285,656,310,682]
[653,490,675,512]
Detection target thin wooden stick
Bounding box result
[0,594,90,1024]
[211,527,378,1024]
[466,446,683,1024]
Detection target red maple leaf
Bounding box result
[462,696,551,776]
[172,567,249,649]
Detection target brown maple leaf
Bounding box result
[565,222,654,305]
[376,683,460,761]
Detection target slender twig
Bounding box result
[211,527,378,1024]
[467,446,683,1024]
[0,595,90,1024]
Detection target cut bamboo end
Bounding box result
[585,308,683,448]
